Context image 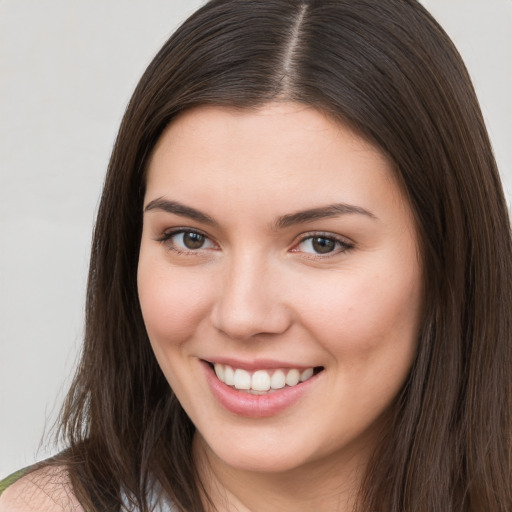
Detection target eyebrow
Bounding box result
[144,198,218,227]
[144,198,376,228]
[275,203,376,229]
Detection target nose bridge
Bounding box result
[212,247,290,340]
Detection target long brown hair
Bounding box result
[53,0,512,510]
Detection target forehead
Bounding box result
[151,103,379,160]
[145,102,402,206]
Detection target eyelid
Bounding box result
[290,231,355,257]
[156,227,218,253]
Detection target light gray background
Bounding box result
[1,0,511,478]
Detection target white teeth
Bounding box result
[300,368,314,382]
[214,363,224,381]
[233,369,251,390]
[251,370,271,391]
[224,365,235,386]
[285,369,300,387]
[270,370,286,389]
[212,363,317,392]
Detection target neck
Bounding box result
[193,433,369,512]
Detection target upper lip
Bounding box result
[202,357,322,371]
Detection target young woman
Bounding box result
[1,0,511,510]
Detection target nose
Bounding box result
[211,251,292,340]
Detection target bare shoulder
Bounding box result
[0,465,85,512]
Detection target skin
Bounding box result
[137,102,423,511]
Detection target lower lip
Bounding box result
[202,361,321,418]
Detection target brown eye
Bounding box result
[162,230,215,252]
[295,234,353,256]
[311,237,336,253]
[182,232,206,249]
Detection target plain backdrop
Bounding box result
[1,0,511,478]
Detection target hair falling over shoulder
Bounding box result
[42,0,512,510]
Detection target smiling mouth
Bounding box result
[207,362,324,395]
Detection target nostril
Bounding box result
[210,283,293,340]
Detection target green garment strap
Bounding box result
[0,467,32,496]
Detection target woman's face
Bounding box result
[138,103,423,475]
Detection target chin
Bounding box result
[197,430,317,474]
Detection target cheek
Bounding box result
[137,258,212,346]
[296,263,422,363]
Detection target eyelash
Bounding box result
[292,232,354,258]
[157,228,217,255]
[157,229,354,257]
